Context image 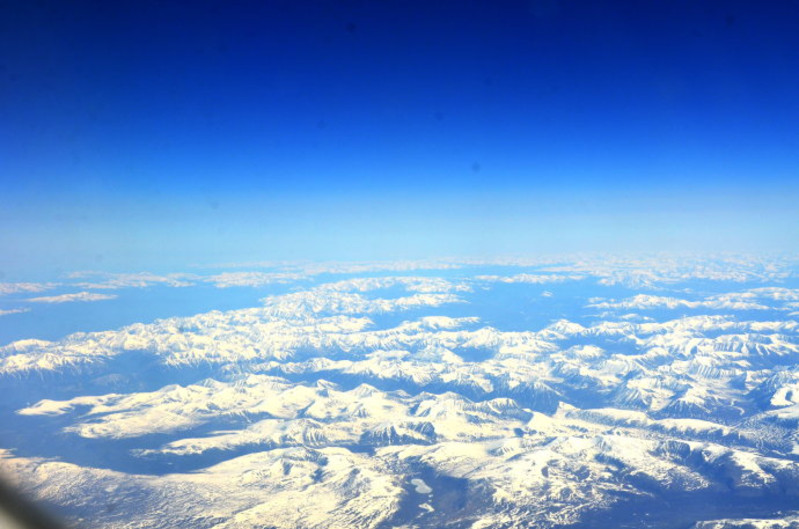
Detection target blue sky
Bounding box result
[1,1,798,278]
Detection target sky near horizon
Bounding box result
[1,0,798,278]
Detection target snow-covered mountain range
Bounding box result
[2,257,799,529]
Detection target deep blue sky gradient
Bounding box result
[1,1,798,277]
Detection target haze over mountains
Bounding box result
[2,256,799,529]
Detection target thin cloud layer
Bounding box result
[0,308,30,316]
[0,282,58,295]
[26,291,118,304]
[69,271,198,290]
